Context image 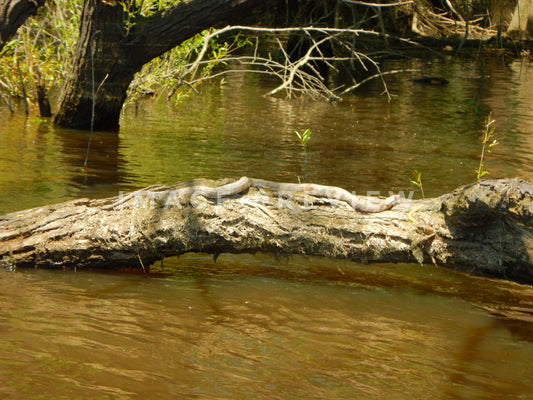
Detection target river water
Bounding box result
[1,57,533,398]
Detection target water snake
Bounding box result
[171,176,400,213]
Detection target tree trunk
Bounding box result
[53,0,140,129]
[0,0,45,52]
[1,177,532,284]
[507,0,533,39]
[54,0,266,130]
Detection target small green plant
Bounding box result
[0,0,251,109]
[295,128,311,149]
[410,169,425,198]
[475,112,498,180]
[32,115,48,124]
[295,128,311,179]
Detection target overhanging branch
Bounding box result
[127,0,268,64]
[144,25,435,102]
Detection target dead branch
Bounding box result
[159,25,438,102]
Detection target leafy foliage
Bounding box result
[0,0,81,104]
[0,0,252,109]
[410,170,425,198]
[295,128,312,180]
[295,128,312,150]
[475,113,498,180]
[128,29,252,102]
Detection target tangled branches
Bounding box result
[149,25,416,102]
[130,1,507,103]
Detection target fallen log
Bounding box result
[1,177,532,284]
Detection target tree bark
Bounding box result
[0,0,45,52]
[53,0,135,129]
[507,0,533,39]
[53,0,267,130]
[1,177,532,284]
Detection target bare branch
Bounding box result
[340,68,422,95]
[143,25,442,103]
[341,0,413,7]
[444,0,464,22]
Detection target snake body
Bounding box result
[173,176,399,213]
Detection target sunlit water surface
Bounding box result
[1,57,533,398]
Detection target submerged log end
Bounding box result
[441,178,533,229]
[439,178,533,284]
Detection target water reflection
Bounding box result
[54,128,138,199]
[1,257,532,399]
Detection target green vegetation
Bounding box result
[407,113,500,194]
[0,0,250,110]
[0,0,81,108]
[466,97,481,117]
[295,128,311,180]
[129,29,252,103]
[410,170,425,198]
[475,113,498,180]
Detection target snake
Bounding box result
[170,176,400,213]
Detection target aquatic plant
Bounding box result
[475,112,498,180]
[410,169,425,198]
[466,98,481,117]
[295,128,311,180]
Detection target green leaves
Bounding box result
[295,129,312,181]
[475,113,498,181]
[475,165,489,179]
[295,128,311,150]
[410,169,425,198]
[466,98,481,117]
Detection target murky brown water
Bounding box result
[1,57,533,398]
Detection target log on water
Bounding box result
[1,177,532,284]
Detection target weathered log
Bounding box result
[1,177,532,284]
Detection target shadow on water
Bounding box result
[2,253,532,399]
[152,253,533,329]
[55,128,138,196]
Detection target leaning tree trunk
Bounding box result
[1,177,532,285]
[0,0,45,52]
[54,0,266,130]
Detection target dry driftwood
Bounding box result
[1,177,532,284]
